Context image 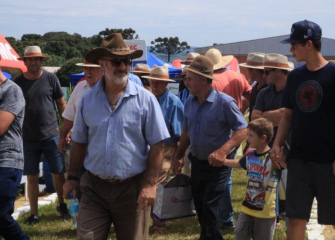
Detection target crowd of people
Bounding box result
[0,19,335,240]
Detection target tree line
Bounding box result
[6,28,189,86]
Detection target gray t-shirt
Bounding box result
[15,71,63,141]
[0,79,25,170]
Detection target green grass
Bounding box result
[18,168,288,239]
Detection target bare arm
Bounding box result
[58,118,74,153]
[271,108,294,168]
[56,97,67,121]
[251,109,263,121]
[137,141,164,209]
[240,96,250,115]
[222,159,242,168]
[0,110,15,135]
[208,128,247,167]
[62,140,87,199]
[171,130,190,175]
[262,108,285,126]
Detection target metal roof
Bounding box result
[195,35,335,57]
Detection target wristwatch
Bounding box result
[67,175,79,181]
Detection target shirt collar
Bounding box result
[157,89,169,104]
[191,88,216,103]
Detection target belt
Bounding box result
[188,152,209,165]
[88,171,141,184]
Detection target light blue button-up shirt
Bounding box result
[72,78,170,180]
[157,89,184,144]
[183,88,247,160]
[129,73,143,87]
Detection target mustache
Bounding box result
[113,70,128,75]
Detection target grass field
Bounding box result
[18,168,288,240]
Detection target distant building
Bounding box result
[195,34,335,79]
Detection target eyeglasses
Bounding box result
[263,69,276,75]
[102,58,132,67]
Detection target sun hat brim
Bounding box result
[186,67,218,81]
[76,63,100,67]
[239,63,264,70]
[142,75,175,82]
[85,48,143,64]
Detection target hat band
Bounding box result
[24,53,44,57]
[246,61,263,66]
[135,68,150,73]
[264,62,289,68]
[108,47,130,52]
[150,73,169,79]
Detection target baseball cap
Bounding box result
[281,20,322,44]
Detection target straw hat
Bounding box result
[18,46,49,61]
[142,65,175,82]
[186,55,217,80]
[263,53,291,71]
[239,52,265,69]
[132,63,151,74]
[222,55,234,67]
[288,62,294,71]
[76,59,100,67]
[180,52,200,65]
[85,33,143,64]
[205,48,225,70]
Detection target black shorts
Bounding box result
[286,158,335,225]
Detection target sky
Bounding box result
[1,0,335,48]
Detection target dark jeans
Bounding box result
[0,167,29,240]
[189,153,231,240]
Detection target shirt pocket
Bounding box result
[205,119,220,136]
[118,115,142,143]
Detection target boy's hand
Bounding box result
[208,149,227,167]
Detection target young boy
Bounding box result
[223,118,280,240]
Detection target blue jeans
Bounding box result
[0,167,30,240]
[219,176,233,224]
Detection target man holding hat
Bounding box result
[58,60,103,157]
[239,52,267,121]
[172,55,248,240]
[272,20,335,239]
[0,56,29,239]
[63,33,169,240]
[14,46,69,225]
[142,66,184,236]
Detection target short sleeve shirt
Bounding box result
[15,71,64,141]
[72,78,170,180]
[183,88,247,160]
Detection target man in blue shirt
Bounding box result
[143,65,184,236]
[172,56,248,240]
[63,33,170,240]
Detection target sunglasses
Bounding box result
[103,58,132,67]
[263,69,276,75]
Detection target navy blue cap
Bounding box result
[281,20,322,44]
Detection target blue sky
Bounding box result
[1,0,335,47]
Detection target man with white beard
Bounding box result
[62,33,170,240]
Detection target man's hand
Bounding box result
[58,136,67,154]
[208,149,227,167]
[137,185,156,210]
[171,158,184,175]
[270,144,282,169]
[63,180,79,199]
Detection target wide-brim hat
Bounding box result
[180,52,200,65]
[239,52,265,69]
[132,63,151,74]
[142,65,175,82]
[288,62,294,71]
[76,59,100,67]
[18,46,49,61]
[186,55,217,81]
[205,48,225,70]
[85,33,143,64]
[263,53,292,71]
[222,55,234,67]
